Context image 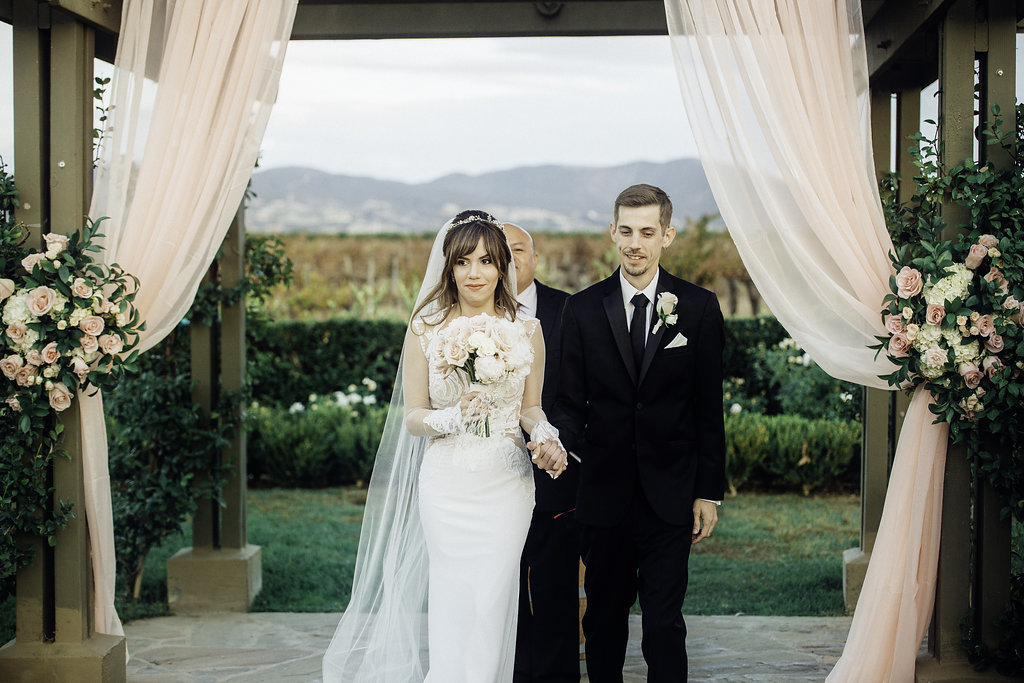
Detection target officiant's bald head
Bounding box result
[503,223,538,295]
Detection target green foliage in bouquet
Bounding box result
[0,160,144,584]
[875,104,1024,674]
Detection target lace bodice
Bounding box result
[405,314,548,477]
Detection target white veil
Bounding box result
[322,211,517,682]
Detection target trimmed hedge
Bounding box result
[248,318,404,408]
[247,316,788,408]
[725,412,861,495]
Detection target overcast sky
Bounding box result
[1,26,1021,184]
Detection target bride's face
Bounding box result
[452,238,500,310]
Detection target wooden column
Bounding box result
[920,1,975,677]
[167,205,261,613]
[0,5,126,680]
[972,0,1014,655]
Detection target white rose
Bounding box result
[0,354,23,380]
[42,232,69,255]
[0,278,14,302]
[98,334,123,355]
[71,278,93,299]
[48,382,73,412]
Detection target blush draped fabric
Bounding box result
[81,0,297,637]
[664,1,949,679]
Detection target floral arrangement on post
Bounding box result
[873,104,1023,675]
[0,172,144,581]
[2,219,144,422]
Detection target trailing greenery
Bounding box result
[879,104,1023,675]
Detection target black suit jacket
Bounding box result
[530,280,576,512]
[553,267,726,527]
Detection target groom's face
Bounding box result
[610,204,675,286]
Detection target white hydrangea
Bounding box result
[2,292,34,325]
[953,341,980,364]
[942,326,963,347]
[68,307,91,327]
[912,323,943,352]
[924,264,973,306]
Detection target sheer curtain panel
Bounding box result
[664,1,949,679]
[81,0,297,636]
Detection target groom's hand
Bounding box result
[528,440,566,478]
[692,499,718,544]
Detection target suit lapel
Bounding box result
[602,275,637,385]
[638,269,671,386]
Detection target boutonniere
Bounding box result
[651,292,679,333]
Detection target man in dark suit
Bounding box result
[505,223,579,683]
[550,185,725,682]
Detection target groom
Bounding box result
[550,184,725,681]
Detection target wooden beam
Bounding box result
[49,0,121,35]
[292,1,667,39]
[864,0,957,87]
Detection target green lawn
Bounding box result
[1,490,858,644]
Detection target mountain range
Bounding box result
[245,159,717,234]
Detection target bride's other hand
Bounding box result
[528,439,567,478]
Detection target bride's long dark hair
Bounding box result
[412,210,520,326]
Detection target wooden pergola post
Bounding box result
[0,3,126,680]
[167,206,262,613]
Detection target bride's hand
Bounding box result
[459,391,489,425]
[528,439,567,478]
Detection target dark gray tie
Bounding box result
[630,293,648,370]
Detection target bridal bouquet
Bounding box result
[873,229,1022,427]
[2,217,144,428]
[432,314,533,385]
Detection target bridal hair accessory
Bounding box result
[447,212,506,234]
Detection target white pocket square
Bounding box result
[665,333,688,349]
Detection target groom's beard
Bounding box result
[621,251,652,277]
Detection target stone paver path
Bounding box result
[124,612,852,682]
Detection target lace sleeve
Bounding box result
[403,326,463,437]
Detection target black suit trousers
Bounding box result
[514,510,581,683]
[580,488,693,683]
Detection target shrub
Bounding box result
[725,412,861,495]
[248,318,404,408]
[247,390,386,487]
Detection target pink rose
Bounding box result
[21,252,47,272]
[71,356,91,383]
[79,315,105,336]
[888,332,912,358]
[895,266,923,298]
[25,286,57,316]
[1003,296,1020,312]
[70,277,93,299]
[80,334,99,355]
[25,350,43,366]
[48,382,73,412]
[959,362,983,389]
[6,322,28,345]
[42,233,69,255]
[15,365,37,388]
[976,314,995,338]
[40,341,60,365]
[985,334,1004,354]
[884,314,904,335]
[0,278,14,301]
[984,267,1008,293]
[982,356,1002,378]
[977,234,998,249]
[98,334,123,355]
[965,243,988,269]
[5,395,21,412]
[0,354,23,380]
[925,304,945,326]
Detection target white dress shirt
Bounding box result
[517,280,538,319]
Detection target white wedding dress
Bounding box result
[405,314,548,682]
[323,311,557,683]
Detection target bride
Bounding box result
[322,210,568,682]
